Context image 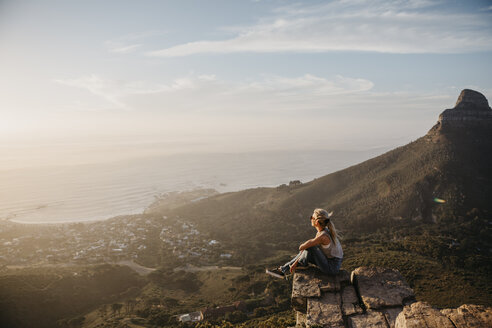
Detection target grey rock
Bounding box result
[395,302,454,328]
[292,296,308,313]
[292,269,322,312]
[306,292,343,328]
[318,271,341,292]
[351,267,414,310]
[315,268,348,292]
[341,285,363,316]
[292,268,349,312]
[382,307,403,328]
[337,269,351,286]
[441,304,492,328]
[296,311,307,328]
[291,266,492,328]
[349,310,388,328]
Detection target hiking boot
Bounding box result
[266,267,286,279]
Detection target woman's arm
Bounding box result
[299,234,330,251]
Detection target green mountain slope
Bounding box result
[155,90,491,246]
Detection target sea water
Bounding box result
[0,142,388,223]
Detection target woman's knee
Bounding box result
[321,259,342,275]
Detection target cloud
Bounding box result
[244,74,373,96]
[55,75,128,108]
[105,42,141,54]
[47,73,463,149]
[55,73,374,112]
[55,73,476,128]
[105,30,167,54]
[54,74,207,109]
[147,0,492,56]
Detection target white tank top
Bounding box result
[317,228,343,259]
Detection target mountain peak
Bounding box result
[429,89,492,134]
[454,89,490,110]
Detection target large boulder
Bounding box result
[395,302,455,328]
[441,304,492,328]
[351,267,414,310]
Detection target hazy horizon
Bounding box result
[1,0,492,152]
[0,147,391,224]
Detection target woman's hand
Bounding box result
[299,243,307,251]
[290,259,299,273]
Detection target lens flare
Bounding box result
[433,198,446,204]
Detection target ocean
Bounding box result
[0,145,388,223]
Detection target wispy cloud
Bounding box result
[55,75,130,108]
[54,73,204,109]
[239,74,373,96]
[105,42,142,54]
[147,0,492,56]
[105,30,167,54]
[55,73,374,111]
[56,73,480,124]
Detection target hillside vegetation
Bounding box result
[0,264,144,328]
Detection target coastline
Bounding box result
[3,188,219,226]
[1,148,390,225]
[5,207,147,225]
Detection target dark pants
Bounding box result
[280,246,342,275]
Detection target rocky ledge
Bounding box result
[291,266,492,328]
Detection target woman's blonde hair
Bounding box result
[313,208,341,244]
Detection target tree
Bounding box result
[111,303,123,317]
[125,299,137,315]
[224,310,247,323]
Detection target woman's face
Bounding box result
[310,215,316,227]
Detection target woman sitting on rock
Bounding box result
[266,208,343,279]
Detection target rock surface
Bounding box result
[291,268,323,312]
[306,293,344,328]
[382,307,403,328]
[291,266,492,328]
[455,89,490,110]
[395,302,455,328]
[348,310,388,328]
[341,285,363,316]
[441,304,492,328]
[351,267,414,310]
[293,266,411,328]
[429,89,492,133]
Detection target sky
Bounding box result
[1,0,492,159]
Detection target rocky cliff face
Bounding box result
[290,266,492,328]
[428,89,492,134]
